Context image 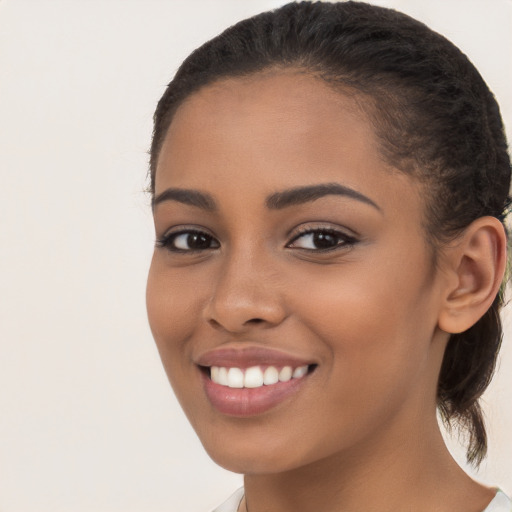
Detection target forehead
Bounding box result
[155,70,420,220]
[172,69,365,134]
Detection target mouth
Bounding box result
[198,358,317,417]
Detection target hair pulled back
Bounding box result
[150,1,511,465]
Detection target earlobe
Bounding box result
[438,216,507,334]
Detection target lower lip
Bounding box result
[201,370,309,417]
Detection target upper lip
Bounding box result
[195,346,315,369]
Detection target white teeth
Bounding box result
[210,364,310,388]
[263,366,279,385]
[227,367,244,388]
[244,366,264,388]
[279,366,293,382]
[218,367,228,386]
[293,365,308,378]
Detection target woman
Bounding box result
[146,2,511,511]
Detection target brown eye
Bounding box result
[157,230,220,252]
[288,229,357,251]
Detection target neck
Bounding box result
[241,419,493,512]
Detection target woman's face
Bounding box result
[146,71,449,474]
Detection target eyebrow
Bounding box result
[152,182,381,212]
[152,188,217,211]
[266,183,381,211]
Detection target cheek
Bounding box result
[146,256,211,423]
[293,253,437,399]
[295,262,421,345]
[302,240,435,337]
[146,256,202,363]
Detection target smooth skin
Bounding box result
[146,70,506,512]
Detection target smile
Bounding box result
[209,364,309,388]
[196,347,317,416]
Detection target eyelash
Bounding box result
[156,226,358,254]
[287,227,358,252]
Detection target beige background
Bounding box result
[0,0,510,510]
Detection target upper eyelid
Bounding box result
[160,225,217,239]
[287,223,359,240]
[156,226,219,249]
[160,225,354,237]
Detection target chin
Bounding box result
[206,448,297,475]
[197,427,309,475]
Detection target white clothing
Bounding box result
[211,487,512,512]
[212,488,244,512]
[486,490,512,512]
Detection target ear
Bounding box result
[438,216,507,334]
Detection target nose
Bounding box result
[203,250,288,334]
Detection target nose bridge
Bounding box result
[205,241,286,332]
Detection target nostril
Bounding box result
[245,318,265,325]
[208,318,222,329]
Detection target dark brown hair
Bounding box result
[149,1,511,465]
